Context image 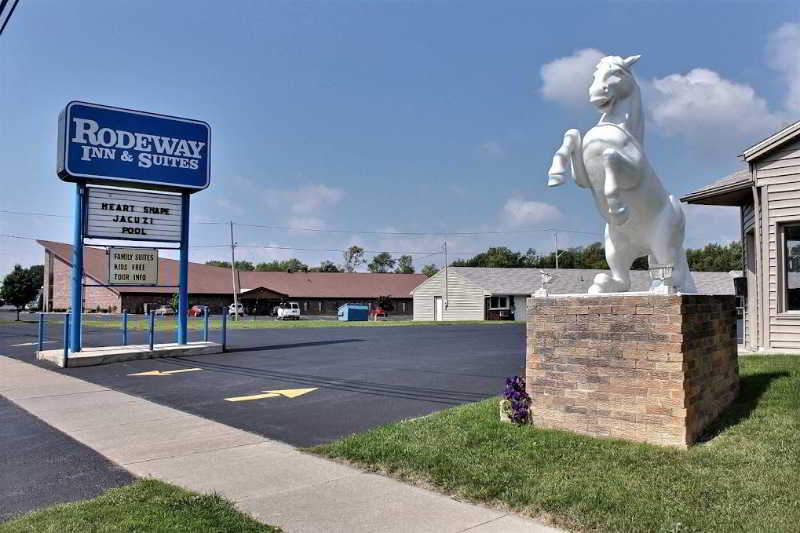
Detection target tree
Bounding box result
[318,260,341,273]
[170,291,179,312]
[1,265,40,320]
[28,265,44,289]
[342,245,365,272]
[395,255,414,274]
[686,242,742,272]
[368,252,396,273]
[255,259,309,272]
[284,258,309,272]
[422,264,439,277]
[205,260,231,268]
[255,260,282,272]
[451,247,534,268]
[449,241,742,273]
[234,260,255,271]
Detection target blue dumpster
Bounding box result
[338,303,368,321]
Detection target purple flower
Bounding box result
[502,375,531,425]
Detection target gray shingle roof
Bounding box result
[680,168,751,205]
[448,267,737,295]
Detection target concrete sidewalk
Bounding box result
[0,356,562,533]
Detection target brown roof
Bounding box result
[39,240,426,298]
[680,168,752,206]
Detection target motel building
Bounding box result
[411,267,736,322]
[39,240,424,316]
[682,120,800,353]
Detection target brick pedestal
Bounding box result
[526,294,738,448]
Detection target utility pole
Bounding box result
[554,232,559,269]
[553,231,566,269]
[229,221,239,321]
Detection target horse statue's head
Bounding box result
[589,55,643,141]
[589,55,640,111]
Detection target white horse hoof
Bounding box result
[589,273,629,294]
[547,173,565,187]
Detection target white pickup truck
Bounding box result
[228,303,246,317]
[276,302,301,320]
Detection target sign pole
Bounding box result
[178,192,190,344]
[70,182,85,353]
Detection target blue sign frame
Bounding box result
[58,101,210,192]
[58,101,208,361]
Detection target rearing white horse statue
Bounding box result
[547,54,696,294]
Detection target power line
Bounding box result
[233,221,602,237]
[0,210,602,238]
[0,0,20,37]
[0,233,451,256]
[0,232,37,240]
[0,210,70,219]
[229,244,446,256]
[0,210,228,225]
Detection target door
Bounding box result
[434,296,443,321]
[746,230,757,349]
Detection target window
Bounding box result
[785,225,800,311]
[489,296,509,310]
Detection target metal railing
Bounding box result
[37,308,228,365]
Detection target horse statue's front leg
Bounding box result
[548,129,590,188]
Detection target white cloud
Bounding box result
[263,184,343,215]
[214,196,245,215]
[287,216,325,231]
[502,197,563,227]
[767,23,800,113]
[540,48,605,107]
[290,185,343,214]
[647,68,784,148]
[448,184,466,198]
[478,140,506,158]
[540,34,797,154]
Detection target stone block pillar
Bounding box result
[526,294,738,448]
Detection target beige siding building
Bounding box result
[683,120,800,352]
[412,267,735,322]
[412,268,490,321]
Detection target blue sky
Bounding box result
[2,0,800,274]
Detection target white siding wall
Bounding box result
[742,203,755,232]
[412,269,486,321]
[755,137,800,349]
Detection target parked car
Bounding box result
[228,302,246,316]
[154,305,174,316]
[369,306,387,321]
[276,302,301,320]
[189,305,208,317]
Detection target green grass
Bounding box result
[311,356,800,533]
[0,480,280,533]
[77,318,516,331]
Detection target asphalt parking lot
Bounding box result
[0,321,526,446]
[0,396,134,521]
